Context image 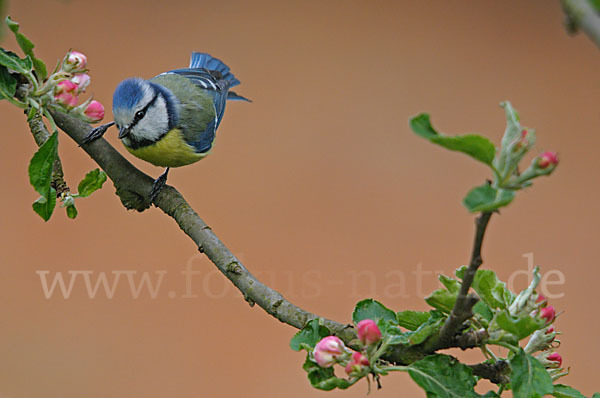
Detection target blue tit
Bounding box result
[82,52,249,201]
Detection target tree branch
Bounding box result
[42,111,502,383]
[49,110,356,341]
[561,0,600,48]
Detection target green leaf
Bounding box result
[387,332,411,345]
[32,58,46,79]
[375,317,400,334]
[463,183,515,213]
[8,21,33,53]
[495,310,545,340]
[481,392,500,398]
[0,65,16,100]
[66,204,78,219]
[75,169,107,197]
[494,282,515,309]
[592,393,600,398]
[396,310,431,331]
[28,132,58,196]
[290,319,331,352]
[510,349,554,398]
[0,48,32,74]
[0,1,5,40]
[407,354,479,397]
[28,132,58,221]
[431,135,496,165]
[352,299,397,325]
[439,274,461,294]
[5,16,18,33]
[5,16,47,79]
[408,312,444,345]
[425,289,456,313]
[303,357,351,391]
[32,187,56,221]
[410,113,439,140]
[471,269,510,309]
[410,113,496,165]
[472,301,493,321]
[376,318,413,345]
[455,267,514,310]
[552,384,586,398]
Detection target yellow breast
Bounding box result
[124,128,208,168]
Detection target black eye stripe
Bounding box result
[129,92,160,129]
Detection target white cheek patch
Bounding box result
[129,95,170,142]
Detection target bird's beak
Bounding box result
[118,126,130,139]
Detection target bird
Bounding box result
[82,52,249,201]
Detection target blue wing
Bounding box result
[188,52,240,87]
[167,53,249,130]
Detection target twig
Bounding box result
[468,360,510,385]
[561,0,600,48]
[434,211,493,349]
[385,324,488,366]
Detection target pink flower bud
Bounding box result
[56,79,77,93]
[545,326,556,344]
[83,100,105,122]
[536,294,547,306]
[535,350,562,369]
[313,336,346,368]
[535,351,563,368]
[345,351,370,376]
[513,129,534,152]
[54,80,78,108]
[66,51,87,69]
[71,74,91,93]
[356,319,382,346]
[55,92,78,107]
[525,326,557,354]
[539,306,556,323]
[547,352,562,367]
[537,152,559,169]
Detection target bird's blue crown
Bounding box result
[113,78,147,111]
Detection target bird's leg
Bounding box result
[80,121,116,146]
[149,167,170,203]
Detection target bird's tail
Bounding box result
[189,52,240,87]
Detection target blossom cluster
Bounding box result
[312,319,382,378]
[48,51,104,122]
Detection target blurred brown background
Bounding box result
[0,0,598,397]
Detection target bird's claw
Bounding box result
[149,168,170,203]
[80,121,115,146]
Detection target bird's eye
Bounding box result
[135,110,145,119]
